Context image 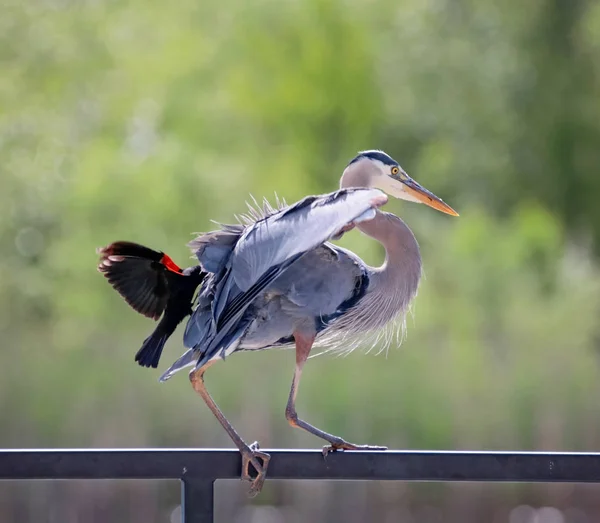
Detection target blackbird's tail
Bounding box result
[136,331,169,369]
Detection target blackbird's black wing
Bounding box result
[97,241,177,320]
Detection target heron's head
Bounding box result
[341,150,458,216]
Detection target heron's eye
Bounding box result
[391,166,400,175]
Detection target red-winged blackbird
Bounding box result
[97,241,205,368]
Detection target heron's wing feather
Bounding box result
[188,225,244,274]
[231,188,385,291]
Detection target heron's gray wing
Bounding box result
[159,188,386,381]
[231,188,386,291]
[214,188,385,329]
[206,188,386,346]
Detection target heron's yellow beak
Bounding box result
[400,177,459,217]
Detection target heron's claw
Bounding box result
[322,441,387,457]
[240,442,271,497]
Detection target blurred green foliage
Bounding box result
[2,0,600,521]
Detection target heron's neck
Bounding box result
[356,210,422,302]
[340,167,422,299]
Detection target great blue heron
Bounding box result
[97,150,457,495]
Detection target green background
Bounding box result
[2,0,600,520]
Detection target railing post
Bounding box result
[181,478,215,523]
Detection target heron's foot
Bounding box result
[322,438,387,457]
[240,441,271,497]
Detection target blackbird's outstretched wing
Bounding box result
[97,241,181,320]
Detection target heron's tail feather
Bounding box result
[159,349,198,382]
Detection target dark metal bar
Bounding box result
[2,448,600,483]
[182,478,214,523]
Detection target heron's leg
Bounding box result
[189,365,270,496]
[285,331,387,455]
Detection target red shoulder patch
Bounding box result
[160,253,183,274]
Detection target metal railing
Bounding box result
[2,448,600,522]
